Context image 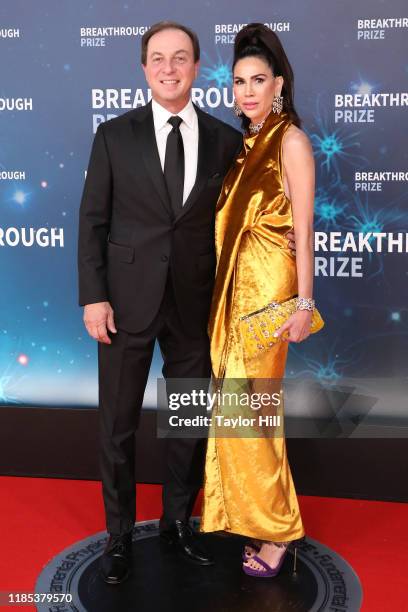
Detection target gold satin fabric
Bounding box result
[200,110,305,542]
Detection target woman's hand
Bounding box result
[274,310,313,343]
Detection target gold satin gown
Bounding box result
[200,109,305,543]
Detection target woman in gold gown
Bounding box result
[200,24,317,577]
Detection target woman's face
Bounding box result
[233,56,283,125]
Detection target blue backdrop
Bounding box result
[1,1,407,428]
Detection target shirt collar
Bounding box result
[152,98,196,131]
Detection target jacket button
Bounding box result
[161,254,169,262]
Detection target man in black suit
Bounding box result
[78,21,294,584]
[78,21,242,584]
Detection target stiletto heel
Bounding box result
[292,546,297,574]
[289,536,305,573]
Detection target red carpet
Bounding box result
[0,475,406,611]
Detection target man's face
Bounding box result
[142,28,199,110]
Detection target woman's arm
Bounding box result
[275,125,315,342]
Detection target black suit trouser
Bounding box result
[97,275,211,535]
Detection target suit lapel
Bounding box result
[131,102,173,218]
[175,107,215,222]
[131,101,216,222]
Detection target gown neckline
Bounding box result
[243,109,288,153]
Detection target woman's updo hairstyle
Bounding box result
[233,23,301,130]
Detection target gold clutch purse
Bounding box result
[239,297,324,359]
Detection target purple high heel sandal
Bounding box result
[242,541,298,578]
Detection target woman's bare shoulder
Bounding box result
[282,124,313,158]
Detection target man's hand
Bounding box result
[286,229,296,256]
[83,301,117,344]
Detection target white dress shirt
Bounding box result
[152,98,198,205]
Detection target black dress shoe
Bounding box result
[160,520,214,566]
[99,532,133,584]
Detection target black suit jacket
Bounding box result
[78,101,243,335]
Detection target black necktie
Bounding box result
[164,116,184,216]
